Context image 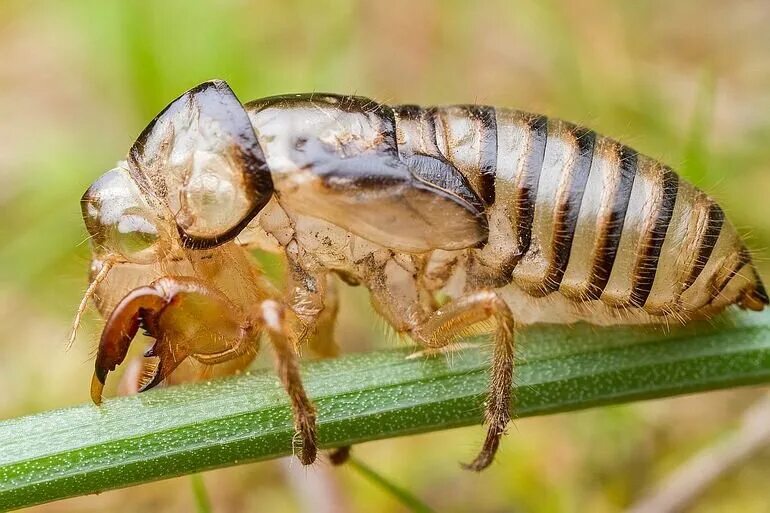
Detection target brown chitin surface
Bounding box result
[392,103,767,321]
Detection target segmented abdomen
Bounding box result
[393,104,768,317]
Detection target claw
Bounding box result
[92,277,250,404]
[137,337,189,392]
[91,286,168,404]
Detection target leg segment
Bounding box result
[285,263,347,462]
[257,299,318,465]
[91,277,254,403]
[281,250,351,464]
[285,243,339,358]
[307,275,340,358]
[409,290,516,471]
[91,285,169,403]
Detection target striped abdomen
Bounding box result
[393,104,768,317]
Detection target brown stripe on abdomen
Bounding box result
[560,138,637,301]
[586,145,637,298]
[476,109,550,286]
[709,248,751,305]
[629,168,679,307]
[431,105,499,207]
[511,120,592,295]
[683,202,724,293]
[512,114,548,261]
[393,104,441,156]
[466,106,498,206]
[547,126,595,290]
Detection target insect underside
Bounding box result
[73,80,768,471]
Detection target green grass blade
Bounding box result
[190,474,212,513]
[1,311,770,511]
[348,458,436,513]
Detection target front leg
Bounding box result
[256,299,318,465]
[285,250,350,463]
[91,276,319,466]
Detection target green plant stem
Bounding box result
[348,458,436,513]
[1,311,770,511]
[190,474,212,513]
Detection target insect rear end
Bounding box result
[393,104,767,322]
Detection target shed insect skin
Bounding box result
[75,80,768,471]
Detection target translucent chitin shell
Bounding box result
[78,80,767,470]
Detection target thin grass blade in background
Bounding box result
[348,458,436,513]
[190,474,212,513]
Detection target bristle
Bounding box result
[66,257,118,351]
[137,358,161,391]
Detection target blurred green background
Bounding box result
[1,1,769,511]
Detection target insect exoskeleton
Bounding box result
[73,80,767,470]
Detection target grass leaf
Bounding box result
[1,311,769,511]
[348,458,436,513]
[190,474,212,513]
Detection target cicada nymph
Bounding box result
[73,80,767,470]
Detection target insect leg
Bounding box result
[409,290,515,471]
[255,299,318,465]
[366,261,516,468]
[285,262,348,463]
[191,330,257,364]
[91,286,169,404]
[305,275,340,358]
[285,261,340,357]
[307,278,353,465]
[93,277,257,401]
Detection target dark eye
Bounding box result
[81,167,164,263]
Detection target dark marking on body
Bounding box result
[586,144,637,299]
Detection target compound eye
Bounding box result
[81,166,163,264]
[112,213,160,264]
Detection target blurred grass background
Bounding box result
[1,1,769,511]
